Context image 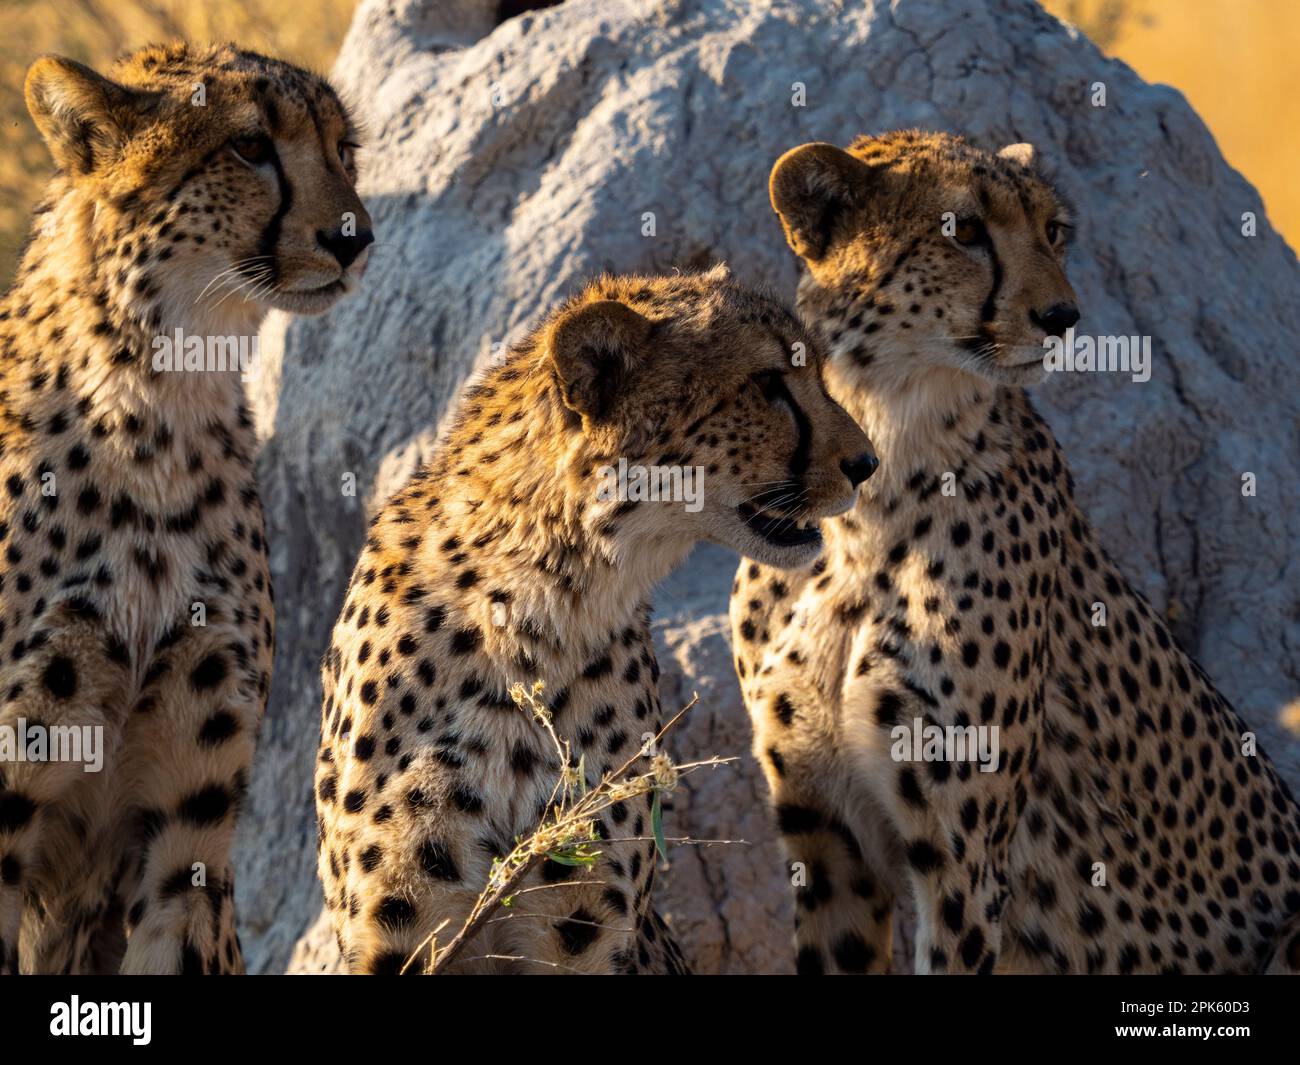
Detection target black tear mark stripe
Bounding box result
[972,183,1002,336]
[979,234,1003,332]
[771,374,813,477]
[258,151,294,284]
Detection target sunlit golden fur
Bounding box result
[733,131,1300,975]
[0,42,368,974]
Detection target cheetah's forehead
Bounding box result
[565,269,816,350]
[847,128,1067,219]
[110,42,353,132]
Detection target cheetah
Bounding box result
[0,43,372,974]
[731,131,1300,974]
[316,266,877,974]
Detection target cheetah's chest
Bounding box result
[40,426,268,682]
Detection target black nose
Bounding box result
[1030,303,1080,339]
[840,453,879,488]
[316,226,375,269]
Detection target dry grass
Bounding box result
[405,681,736,974]
[0,0,356,287]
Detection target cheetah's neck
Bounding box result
[822,356,1018,504]
[800,288,1038,564]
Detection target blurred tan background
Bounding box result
[1044,0,1300,243]
[1,0,1296,286]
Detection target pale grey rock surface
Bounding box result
[238,0,1300,974]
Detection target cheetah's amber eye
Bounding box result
[953,218,987,246]
[230,135,274,166]
[1046,220,1071,246]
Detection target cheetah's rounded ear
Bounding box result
[26,56,154,175]
[997,143,1037,170]
[548,299,650,424]
[770,143,876,263]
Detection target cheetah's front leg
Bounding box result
[746,684,896,974]
[906,852,1009,975]
[847,675,1037,975]
[116,626,264,974]
[23,822,131,974]
[780,806,896,974]
[0,608,132,973]
[869,730,1022,975]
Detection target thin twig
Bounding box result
[409,683,730,975]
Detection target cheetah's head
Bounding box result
[545,266,877,568]
[769,130,1079,389]
[24,42,372,323]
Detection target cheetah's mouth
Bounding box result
[265,277,352,314]
[736,503,822,549]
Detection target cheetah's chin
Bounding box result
[264,278,351,315]
[987,356,1050,386]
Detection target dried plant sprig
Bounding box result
[402,684,733,974]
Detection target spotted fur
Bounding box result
[317,266,876,974]
[732,131,1300,974]
[0,42,371,974]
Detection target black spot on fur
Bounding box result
[556,908,600,955]
[418,839,461,881]
[41,655,77,699]
[177,784,231,826]
[198,711,239,746]
[190,653,228,691]
[376,895,416,929]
